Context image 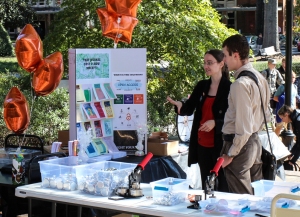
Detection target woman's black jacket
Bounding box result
[175,76,231,167]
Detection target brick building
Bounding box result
[212,0,285,35]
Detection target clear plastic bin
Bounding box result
[150,177,189,206]
[110,151,127,159]
[75,161,137,196]
[251,180,300,197]
[39,156,111,191]
[87,154,112,162]
[7,148,42,160]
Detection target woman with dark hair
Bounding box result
[277,105,300,165]
[167,49,231,192]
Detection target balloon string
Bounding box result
[20,73,36,148]
[114,17,122,49]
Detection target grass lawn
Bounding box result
[0,57,22,73]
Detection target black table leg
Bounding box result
[77,206,82,217]
[51,202,57,217]
[28,198,32,217]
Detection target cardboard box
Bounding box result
[58,130,69,147]
[58,130,69,154]
[147,138,179,156]
[149,131,168,140]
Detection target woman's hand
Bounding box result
[199,120,215,132]
[166,96,182,114]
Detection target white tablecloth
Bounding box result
[259,131,290,160]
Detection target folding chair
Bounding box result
[4,133,44,154]
[271,193,300,217]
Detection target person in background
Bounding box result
[261,58,285,130]
[277,105,300,164]
[256,33,263,55]
[261,58,285,95]
[273,71,298,136]
[293,73,300,109]
[167,49,231,192]
[277,58,286,80]
[221,34,271,194]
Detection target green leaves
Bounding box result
[0,0,35,29]
[0,23,15,57]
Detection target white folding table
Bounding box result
[15,183,282,217]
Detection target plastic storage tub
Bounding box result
[150,177,189,206]
[251,180,300,197]
[7,148,42,160]
[39,156,111,191]
[76,161,137,196]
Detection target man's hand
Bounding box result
[221,154,233,168]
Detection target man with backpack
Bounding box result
[221,34,271,194]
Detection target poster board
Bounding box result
[69,48,147,155]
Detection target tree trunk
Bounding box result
[263,0,280,51]
[256,0,264,36]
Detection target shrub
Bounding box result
[0,23,15,57]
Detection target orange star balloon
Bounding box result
[106,0,141,17]
[32,52,64,96]
[15,24,43,73]
[97,8,138,44]
[3,87,30,134]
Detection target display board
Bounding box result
[69,48,147,155]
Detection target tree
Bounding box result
[294,0,300,33]
[43,0,237,134]
[256,0,264,36]
[0,0,36,29]
[263,0,280,51]
[0,23,15,57]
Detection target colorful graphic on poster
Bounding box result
[124,94,133,104]
[134,94,143,104]
[76,53,110,79]
[114,105,143,128]
[114,94,124,104]
[114,79,142,91]
[111,71,146,131]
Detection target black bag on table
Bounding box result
[261,146,277,180]
[283,160,300,171]
[238,71,277,180]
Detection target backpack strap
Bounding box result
[266,69,270,79]
[237,70,274,156]
[237,71,259,84]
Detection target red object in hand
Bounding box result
[210,157,224,176]
[138,152,153,170]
